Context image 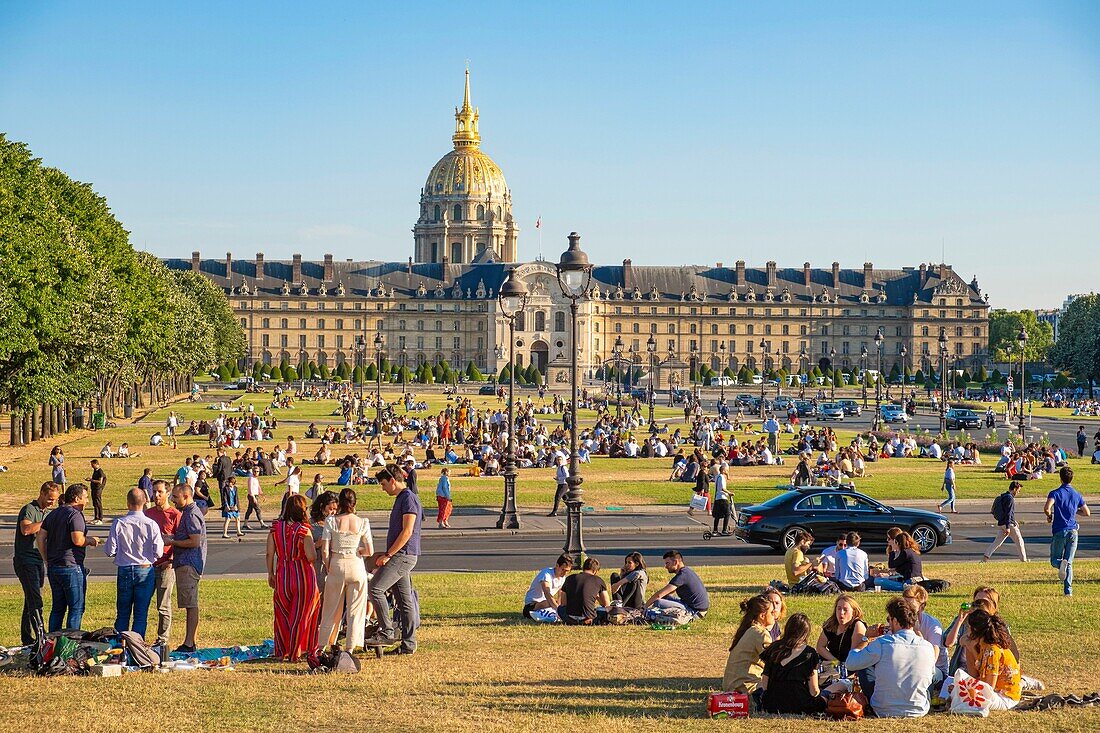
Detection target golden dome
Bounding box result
[425,147,509,198]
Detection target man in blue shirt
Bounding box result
[367,466,423,654]
[834,532,871,592]
[645,550,710,618]
[845,596,936,718]
[1045,467,1091,596]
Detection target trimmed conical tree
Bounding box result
[466,361,483,381]
[284,365,298,381]
[268,365,283,381]
[499,364,512,383]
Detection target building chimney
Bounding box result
[622,258,634,291]
[191,251,201,272]
[832,262,841,290]
[766,261,777,288]
[225,252,233,281]
[407,257,413,276]
[919,262,927,287]
[735,260,746,287]
[292,253,302,284]
[324,253,334,283]
[863,262,874,290]
[803,262,812,287]
[255,252,265,282]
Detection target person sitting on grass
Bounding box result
[760,612,849,715]
[521,554,573,624]
[833,532,871,592]
[942,586,1021,680]
[873,528,923,591]
[784,530,824,586]
[816,593,868,668]
[644,550,710,619]
[761,586,787,642]
[844,596,937,718]
[609,552,649,610]
[722,594,774,695]
[558,557,610,625]
[901,584,947,685]
[955,609,1022,711]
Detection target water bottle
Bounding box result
[839,662,847,679]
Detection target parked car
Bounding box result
[712,375,736,387]
[794,400,816,417]
[945,408,982,430]
[734,393,757,406]
[817,403,845,421]
[478,384,497,395]
[750,375,764,385]
[836,398,861,416]
[772,396,793,411]
[880,403,908,423]
[734,487,952,553]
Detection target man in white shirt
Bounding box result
[105,488,164,637]
[522,554,574,622]
[818,535,848,577]
[548,456,569,517]
[833,531,870,591]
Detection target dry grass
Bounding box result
[2,561,1100,731]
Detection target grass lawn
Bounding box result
[2,389,1097,514]
[1,561,1099,731]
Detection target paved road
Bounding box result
[3,509,1094,577]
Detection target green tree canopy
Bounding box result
[989,309,1054,363]
[1050,294,1100,391]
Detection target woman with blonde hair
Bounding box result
[815,594,867,666]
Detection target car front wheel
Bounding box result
[911,524,938,553]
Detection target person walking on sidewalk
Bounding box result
[1044,467,1090,596]
[14,482,61,644]
[983,481,1027,562]
[244,466,267,530]
[436,467,453,529]
[365,467,423,655]
[938,459,958,514]
[87,459,107,525]
[711,463,733,536]
[1077,426,1088,458]
[548,455,568,517]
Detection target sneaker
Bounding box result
[172,644,197,654]
[1059,559,1068,581]
[980,555,990,563]
[364,633,396,646]
[91,519,103,526]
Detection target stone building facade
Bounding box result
[167,73,991,385]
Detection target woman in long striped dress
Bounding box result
[265,494,320,661]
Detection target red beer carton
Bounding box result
[706,691,750,718]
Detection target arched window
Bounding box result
[496,206,502,218]
[476,204,485,221]
[534,311,546,331]
[554,312,565,332]
[453,204,463,222]
[433,205,440,222]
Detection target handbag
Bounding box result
[688,493,709,511]
[825,689,867,720]
[949,669,995,717]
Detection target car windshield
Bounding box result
[822,404,840,410]
[841,493,885,511]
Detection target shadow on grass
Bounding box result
[445,676,714,718]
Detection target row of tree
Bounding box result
[221,358,491,386]
[1,135,244,445]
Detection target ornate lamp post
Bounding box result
[938,327,948,435]
[799,345,808,393]
[874,328,884,423]
[667,350,676,407]
[1017,327,1028,444]
[555,232,593,564]
[627,343,637,406]
[496,268,528,530]
[690,346,699,403]
[718,342,727,403]
[829,347,837,400]
[758,337,767,416]
[612,334,624,422]
[774,349,782,397]
[900,345,908,407]
[646,334,657,427]
[354,335,366,421]
[400,348,408,397]
[372,332,385,449]
[860,345,868,409]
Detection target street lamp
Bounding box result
[829,347,837,401]
[718,342,727,403]
[690,346,699,403]
[900,345,908,407]
[354,335,366,421]
[860,345,868,409]
[799,345,808,394]
[627,344,637,407]
[496,268,528,530]
[373,332,385,449]
[874,328,884,424]
[758,337,767,417]
[400,348,408,396]
[938,327,948,435]
[646,334,657,428]
[555,232,593,564]
[612,334,624,422]
[774,349,782,397]
[1017,326,1028,444]
[667,350,676,407]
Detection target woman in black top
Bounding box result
[874,529,923,591]
[816,594,867,665]
[759,613,827,714]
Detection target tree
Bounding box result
[268,364,283,381]
[319,364,331,380]
[498,364,512,383]
[977,365,988,382]
[737,366,754,384]
[1050,294,1100,395]
[466,361,483,381]
[989,309,1054,363]
[354,364,366,383]
[991,368,1004,384]
[216,364,231,381]
[723,366,735,379]
[914,368,925,384]
[1054,372,1070,388]
[525,363,541,385]
[833,368,844,388]
[433,363,446,383]
[336,361,350,379]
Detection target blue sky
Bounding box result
[2,1,1098,309]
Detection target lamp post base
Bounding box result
[562,500,586,565]
[496,467,521,530]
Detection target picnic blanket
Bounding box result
[168,639,274,665]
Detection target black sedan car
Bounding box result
[945,408,982,430]
[734,487,951,553]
